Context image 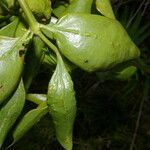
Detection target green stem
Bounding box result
[37,31,59,56]
[129,77,149,150]
[18,0,39,33]
[18,0,60,59]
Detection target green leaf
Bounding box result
[0,31,32,104]
[96,0,116,19]
[0,17,27,38]
[0,17,19,37]
[0,80,25,149]
[13,103,48,142]
[47,53,76,150]
[52,1,68,18]
[113,66,137,81]
[14,21,27,37]
[51,14,140,72]
[63,0,93,15]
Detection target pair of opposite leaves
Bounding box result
[0,17,76,150]
[0,80,45,149]
[0,15,45,101]
[0,18,48,148]
[0,1,140,150]
[0,80,25,148]
[0,45,76,150]
[42,0,140,72]
[0,19,33,148]
[0,88,48,149]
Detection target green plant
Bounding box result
[0,0,147,150]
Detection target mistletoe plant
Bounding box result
[0,0,140,150]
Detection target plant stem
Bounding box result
[129,78,149,150]
[37,32,59,56]
[17,0,64,69]
[18,0,60,57]
[18,0,39,33]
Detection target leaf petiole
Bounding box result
[26,94,47,105]
[18,0,60,57]
[17,0,39,33]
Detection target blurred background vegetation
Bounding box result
[4,0,150,149]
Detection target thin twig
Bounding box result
[141,1,150,16]
[126,0,146,28]
[114,0,133,10]
[129,96,144,150]
[129,79,149,150]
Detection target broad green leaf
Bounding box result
[0,17,19,37]
[47,53,76,150]
[62,0,93,15]
[96,0,116,19]
[0,31,32,104]
[23,36,45,91]
[14,21,27,37]
[0,80,25,149]
[13,103,48,142]
[50,14,140,72]
[25,0,51,20]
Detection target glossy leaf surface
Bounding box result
[0,80,25,148]
[47,54,76,150]
[0,17,27,38]
[52,14,140,72]
[0,17,19,37]
[14,21,27,37]
[13,103,48,142]
[52,1,68,18]
[0,31,32,103]
[62,0,93,15]
[96,0,116,19]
